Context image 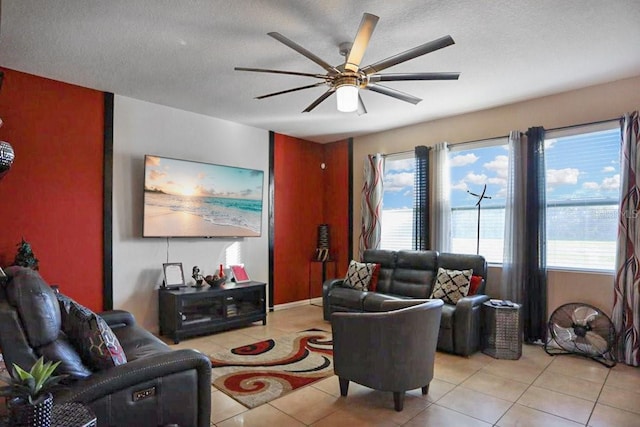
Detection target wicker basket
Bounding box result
[482,302,522,360]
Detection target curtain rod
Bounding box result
[380,116,622,157]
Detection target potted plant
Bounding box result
[0,357,66,427]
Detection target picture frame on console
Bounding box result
[230,265,250,283]
[162,262,186,289]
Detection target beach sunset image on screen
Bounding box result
[143,155,264,238]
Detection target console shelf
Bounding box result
[159,281,266,344]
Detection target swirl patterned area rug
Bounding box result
[209,329,333,408]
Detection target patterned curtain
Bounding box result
[613,111,640,366]
[432,142,451,252]
[359,153,384,260]
[413,146,431,250]
[523,126,547,343]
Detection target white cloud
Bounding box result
[383,172,414,192]
[602,174,620,191]
[451,181,469,192]
[545,139,556,149]
[484,155,509,178]
[488,177,507,186]
[581,174,620,192]
[546,168,580,186]
[583,182,601,190]
[602,166,615,173]
[450,153,478,167]
[387,158,414,172]
[465,172,488,185]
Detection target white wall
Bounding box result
[353,75,640,317]
[112,96,270,332]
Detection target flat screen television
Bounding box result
[143,155,264,238]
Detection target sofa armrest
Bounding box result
[99,309,136,328]
[452,294,490,356]
[457,294,490,308]
[323,278,345,293]
[322,278,345,320]
[55,348,211,402]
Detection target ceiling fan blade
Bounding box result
[268,32,339,74]
[235,67,328,79]
[255,82,326,99]
[303,89,334,112]
[369,72,460,82]
[361,35,455,75]
[364,83,422,105]
[357,94,367,116]
[345,13,379,72]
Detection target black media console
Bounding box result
[159,281,266,344]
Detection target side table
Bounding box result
[52,402,97,427]
[0,402,96,427]
[482,301,522,360]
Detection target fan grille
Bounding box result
[548,303,615,357]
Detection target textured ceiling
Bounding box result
[1,0,639,143]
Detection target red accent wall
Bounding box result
[274,134,349,305]
[323,140,350,277]
[0,68,104,311]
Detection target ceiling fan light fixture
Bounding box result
[336,85,358,112]
[335,76,359,113]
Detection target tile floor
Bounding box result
[170,304,640,427]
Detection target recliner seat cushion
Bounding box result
[38,332,93,378]
[362,292,407,312]
[114,324,172,362]
[327,287,367,311]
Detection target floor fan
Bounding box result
[545,302,616,367]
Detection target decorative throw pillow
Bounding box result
[468,275,483,296]
[65,300,127,371]
[55,292,74,326]
[343,260,376,291]
[430,267,472,304]
[368,264,381,292]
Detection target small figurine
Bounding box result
[192,266,204,287]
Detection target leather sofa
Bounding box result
[0,266,211,427]
[323,249,489,356]
[332,299,443,411]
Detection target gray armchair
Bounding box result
[331,299,443,411]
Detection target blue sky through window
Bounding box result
[383,128,620,210]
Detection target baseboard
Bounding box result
[273,298,323,311]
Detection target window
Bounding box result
[449,139,508,263]
[380,153,414,250]
[377,121,621,271]
[544,124,620,270]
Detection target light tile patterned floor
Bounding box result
[170,304,640,427]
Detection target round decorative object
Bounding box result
[8,393,54,427]
[204,276,226,287]
[0,140,15,177]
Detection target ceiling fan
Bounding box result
[235,13,460,114]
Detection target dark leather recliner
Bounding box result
[331,299,443,411]
[0,266,211,427]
